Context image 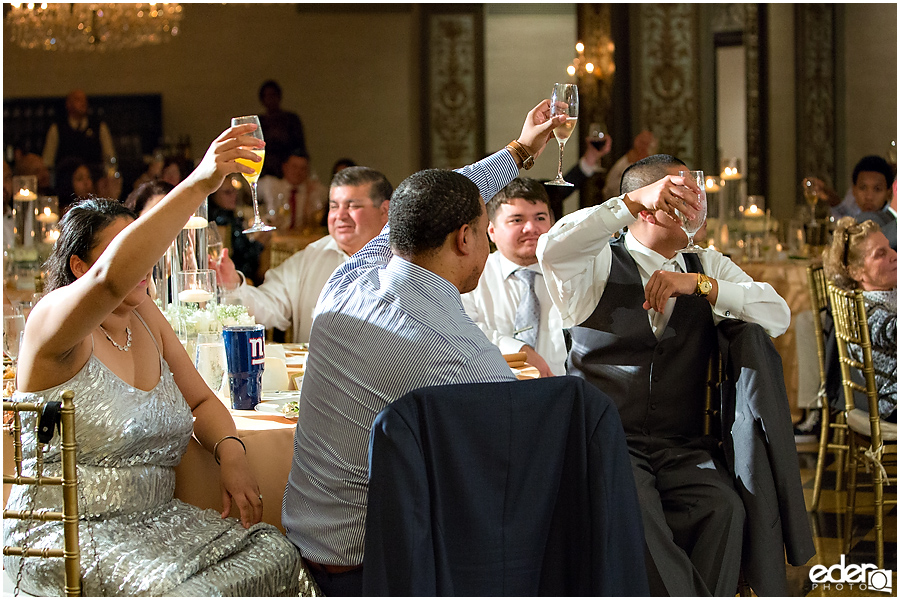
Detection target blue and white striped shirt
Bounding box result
[282,150,520,565]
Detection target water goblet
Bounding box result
[676,170,708,253]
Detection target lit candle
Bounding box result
[184,216,209,230]
[35,207,58,223]
[743,204,763,217]
[721,167,742,181]
[704,177,720,193]
[178,288,214,303]
[14,188,35,201]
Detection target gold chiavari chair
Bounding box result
[827,282,897,568]
[807,264,849,511]
[3,390,81,596]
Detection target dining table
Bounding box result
[740,258,813,417]
[4,347,540,534]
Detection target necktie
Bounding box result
[513,268,541,348]
[288,186,297,229]
[651,258,682,338]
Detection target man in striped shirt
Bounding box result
[282,101,565,596]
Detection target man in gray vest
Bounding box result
[537,154,791,596]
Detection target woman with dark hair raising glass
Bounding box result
[3,125,306,595]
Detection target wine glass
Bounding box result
[676,170,708,253]
[546,83,578,187]
[231,115,274,234]
[4,313,26,368]
[206,222,224,268]
[588,122,608,173]
[802,177,819,226]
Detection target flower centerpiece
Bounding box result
[162,302,256,357]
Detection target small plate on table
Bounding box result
[254,390,302,419]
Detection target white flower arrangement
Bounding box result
[162,303,256,337]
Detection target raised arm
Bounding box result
[458,100,565,203]
[26,125,264,361]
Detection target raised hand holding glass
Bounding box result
[231,115,274,234]
[676,170,707,253]
[546,83,578,187]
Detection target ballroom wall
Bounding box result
[839,3,897,193]
[3,3,575,193]
[3,3,896,215]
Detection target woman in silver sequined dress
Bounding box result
[3,125,305,596]
[824,216,898,422]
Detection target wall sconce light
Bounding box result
[567,37,615,80]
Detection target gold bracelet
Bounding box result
[213,435,246,465]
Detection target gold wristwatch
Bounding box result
[695,273,713,297]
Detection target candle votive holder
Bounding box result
[176,269,217,307]
[11,175,38,247]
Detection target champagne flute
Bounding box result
[802,177,819,226]
[546,83,579,186]
[676,170,708,253]
[206,222,224,268]
[231,115,274,234]
[4,313,26,369]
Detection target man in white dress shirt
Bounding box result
[256,148,327,231]
[213,166,391,343]
[462,177,565,377]
[538,154,791,596]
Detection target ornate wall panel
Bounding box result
[637,4,701,169]
[421,5,484,170]
[795,4,836,188]
[743,4,765,195]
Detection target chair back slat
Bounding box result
[806,264,829,397]
[826,283,883,448]
[2,389,82,596]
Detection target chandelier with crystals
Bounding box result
[5,3,183,51]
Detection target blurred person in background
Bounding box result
[258,80,306,179]
[208,175,266,284]
[824,216,897,422]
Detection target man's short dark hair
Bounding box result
[389,169,482,258]
[285,147,309,162]
[852,155,895,186]
[330,166,393,207]
[620,154,687,195]
[486,177,553,222]
[258,79,281,101]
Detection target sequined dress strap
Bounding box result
[132,308,164,372]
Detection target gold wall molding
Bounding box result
[420,5,484,170]
[637,4,701,169]
[795,4,836,188]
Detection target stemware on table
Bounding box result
[231,115,274,234]
[802,177,819,226]
[676,170,708,254]
[546,83,579,187]
[4,312,26,368]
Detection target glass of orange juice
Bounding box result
[231,115,274,233]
